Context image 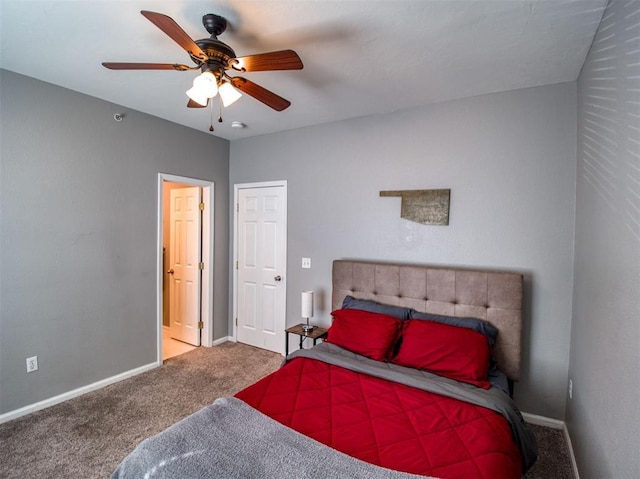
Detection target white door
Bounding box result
[169,186,202,346]
[237,185,287,353]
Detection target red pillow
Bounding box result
[326,309,402,362]
[392,319,492,388]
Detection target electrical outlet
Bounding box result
[26,356,38,373]
[569,379,573,399]
[302,257,311,269]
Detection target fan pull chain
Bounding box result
[209,100,214,132]
[218,97,223,123]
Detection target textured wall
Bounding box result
[0,70,229,414]
[568,0,640,477]
[230,82,577,419]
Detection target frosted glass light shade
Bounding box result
[186,71,218,106]
[195,71,218,97]
[301,291,314,319]
[219,81,242,107]
[186,86,209,106]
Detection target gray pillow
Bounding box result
[408,310,499,346]
[341,296,412,321]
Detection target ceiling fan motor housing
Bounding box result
[194,38,236,67]
[192,14,237,76]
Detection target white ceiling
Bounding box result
[0,0,607,141]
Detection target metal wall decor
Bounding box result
[380,189,450,225]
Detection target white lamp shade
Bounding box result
[185,86,209,106]
[301,291,314,319]
[186,71,218,106]
[219,81,242,107]
[196,71,218,97]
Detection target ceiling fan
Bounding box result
[102,10,303,117]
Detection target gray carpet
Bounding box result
[524,423,574,479]
[0,342,574,478]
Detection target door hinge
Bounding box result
[236,261,238,269]
[199,262,204,270]
[199,202,205,211]
[235,317,238,326]
[236,203,239,212]
[197,321,204,329]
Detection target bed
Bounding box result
[112,260,537,479]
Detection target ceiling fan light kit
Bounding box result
[102,10,303,130]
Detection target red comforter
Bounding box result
[236,356,522,479]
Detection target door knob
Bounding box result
[167,268,174,275]
[274,275,282,282]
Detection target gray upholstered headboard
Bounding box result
[332,260,524,382]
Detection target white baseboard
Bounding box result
[0,361,159,425]
[522,412,564,429]
[2,339,239,423]
[522,412,580,479]
[213,336,234,346]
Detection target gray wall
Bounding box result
[230,82,577,419]
[0,70,230,414]
[568,0,640,476]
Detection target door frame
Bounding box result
[157,173,215,365]
[232,180,287,348]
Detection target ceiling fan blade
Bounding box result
[230,77,291,111]
[234,50,303,72]
[187,98,208,108]
[102,62,192,71]
[141,10,208,62]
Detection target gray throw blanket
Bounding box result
[112,397,432,479]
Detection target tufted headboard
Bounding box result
[332,260,524,381]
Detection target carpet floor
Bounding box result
[0,342,574,478]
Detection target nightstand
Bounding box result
[285,324,328,355]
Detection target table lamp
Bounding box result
[301,291,315,332]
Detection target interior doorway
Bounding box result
[157,174,214,364]
[162,328,196,360]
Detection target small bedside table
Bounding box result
[285,324,328,355]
